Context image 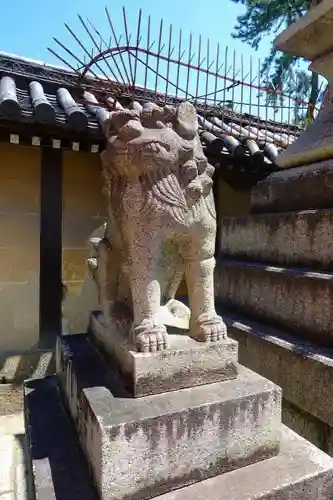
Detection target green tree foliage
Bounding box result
[230,0,324,124]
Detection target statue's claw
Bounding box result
[131,320,168,352]
[190,313,228,343]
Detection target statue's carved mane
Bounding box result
[100,102,215,216]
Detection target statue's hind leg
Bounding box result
[128,233,168,352]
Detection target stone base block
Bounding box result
[220,209,333,269]
[56,334,281,500]
[157,427,333,500]
[218,307,333,450]
[24,375,333,500]
[89,310,238,397]
[0,348,55,383]
[251,159,333,213]
[24,376,97,500]
[215,258,333,347]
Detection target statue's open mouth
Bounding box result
[113,138,171,157]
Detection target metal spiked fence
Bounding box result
[48,7,324,137]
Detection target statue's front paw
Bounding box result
[191,313,228,342]
[131,320,168,352]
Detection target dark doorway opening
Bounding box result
[39,147,63,347]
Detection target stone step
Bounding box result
[219,309,333,442]
[156,426,333,500]
[24,376,97,500]
[215,259,333,347]
[251,159,333,214]
[23,381,333,500]
[219,209,333,269]
[56,334,282,500]
[0,349,54,385]
[89,309,238,398]
[0,414,26,500]
[0,385,24,417]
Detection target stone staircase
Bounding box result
[215,165,333,454]
[22,315,333,500]
[0,349,55,417]
[0,413,28,500]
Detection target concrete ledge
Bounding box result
[0,413,27,500]
[251,159,333,213]
[57,334,281,500]
[0,349,55,384]
[220,209,333,269]
[89,310,238,397]
[156,426,333,500]
[24,376,97,500]
[0,349,55,416]
[215,259,333,347]
[220,308,333,433]
[23,372,333,499]
[281,399,333,455]
[0,385,24,416]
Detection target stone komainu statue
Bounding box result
[87,101,227,352]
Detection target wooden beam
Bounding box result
[39,147,63,347]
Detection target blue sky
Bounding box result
[0,0,308,121]
[0,0,272,67]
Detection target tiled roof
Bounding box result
[0,52,302,165]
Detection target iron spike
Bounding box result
[86,15,126,84]
[122,7,135,86]
[195,35,202,103]
[175,29,182,99]
[165,23,173,100]
[213,42,220,107]
[47,47,79,74]
[105,7,131,85]
[185,33,193,99]
[154,18,164,93]
[133,9,142,88]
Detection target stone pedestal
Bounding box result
[23,318,333,500]
[56,334,281,500]
[89,311,238,397]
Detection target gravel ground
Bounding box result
[0,386,24,417]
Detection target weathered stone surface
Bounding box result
[215,259,333,347]
[24,376,97,500]
[0,435,14,499]
[0,385,24,416]
[272,3,333,169]
[219,209,333,269]
[89,101,227,354]
[89,310,238,397]
[0,349,55,384]
[281,398,333,455]
[274,0,333,61]
[0,413,28,500]
[220,308,333,433]
[57,334,281,500]
[23,373,333,500]
[156,426,333,500]
[251,159,333,213]
[273,89,333,169]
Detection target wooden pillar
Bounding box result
[39,147,63,347]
